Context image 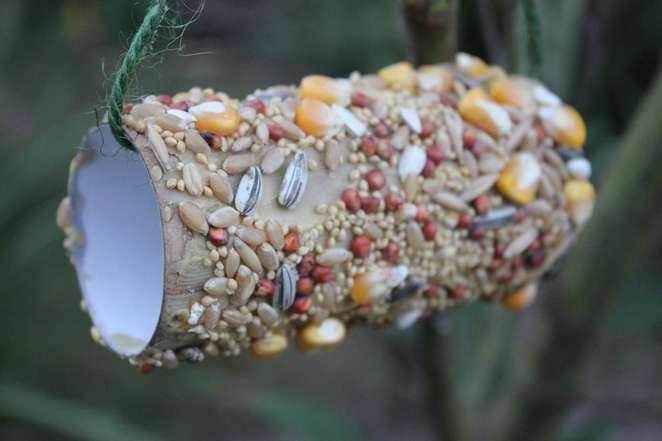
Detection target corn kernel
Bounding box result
[297,318,346,352]
[489,76,535,110]
[496,152,541,204]
[418,65,454,93]
[563,179,595,225]
[458,88,512,137]
[456,52,490,78]
[295,98,340,137]
[251,332,288,358]
[378,62,416,91]
[300,75,351,105]
[539,105,586,148]
[195,108,240,136]
[502,283,537,311]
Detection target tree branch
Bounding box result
[504,68,662,441]
[402,0,458,64]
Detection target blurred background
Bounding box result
[1,0,661,440]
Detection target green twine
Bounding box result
[522,0,543,79]
[107,0,169,149]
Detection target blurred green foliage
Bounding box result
[0,1,660,440]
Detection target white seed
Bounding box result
[398,146,426,181]
[566,157,592,179]
[189,101,225,115]
[332,104,366,137]
[400,107,422,133]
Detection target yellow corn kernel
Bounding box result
[418,65,454,93]
[489,76,535,110]
[563,179,595,225]
[251,332,288,359]
[378,62,415,90]
[300,75,350,105]
[294,98,339,137]
[456,52,490,78]
[502,283,538,311]
[540,104,586,148]
[172,92,192,102]
[297,318,346,352]
[458,88,512,137]
[195,108,240,136]
[496,152,542,205]
[350,272,384,305]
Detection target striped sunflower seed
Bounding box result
[471,206,517,229]
[278,151,308,209]
[273,264,296,311]
[179,201,208,235]
[235,165,263,215]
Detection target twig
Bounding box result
[402,0,458,65]
[503,68,662,441]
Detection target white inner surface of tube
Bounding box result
[70,129,164,357]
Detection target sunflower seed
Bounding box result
[400,107,422,133]
[273,264,296,311]
[398,146,426,181]
[332,104,366,137]
[146,124,171,170]
[185,129,211,154]
[235,165,263,215]
[177,346,204,364]
[224,249,240,278]
[278,151,308,209]
[257,303,279,326]
[407,221,425,249]
[504,227,539,258]
[390,276,424,303]
[273,116,305,140]
[236,226,267,247]
[223,153,255,175]
[257,242,280,271]
[432,191,470,211]
[265,219,285,250]
[471,205,517,229]
[234,238,263,274]
[204,277,236,296]
[179,201,208,234]
[183,163,204,196]
[460,174,498,202]
[208,206,239,228]
[404,173,419,202]
[324,140,346,171]
[209,174,234,204]
[317,248,352,266]
[261,148,285,174]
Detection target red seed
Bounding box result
[297,254,316,277]
[426,147,445,165]
[373,123,389,138]
[292,296,312,313]
[512,256,525,270]
[122,102,134,114]
[528,238,542,252]
[312,266,335,283]
[498,271,513,284]
[528,251,545,268]
[376,140,393,160]
[534,124,545,144]
[422,159,436,178]
[470,227,486,240]
[246,99,266,114]
[269,125,285,141]
[361,136,378,155]
[463,129,476,149]
[450,286,465,300]
[366,169,385,190]
[494,243,505,258]
[473,194,491,214]
[351,235,372,258]
[255,279,275,298]
[341,188,362,213]
[440,94,457,108]
[423,222,438,241]
[361,196,381,213]
[384,193,404,212]
[351,92,370,108]
[207,227,228,247]
[156,95,172,106]
[283,232,300,254]
[416,205,430,224]
[489,258,503,272]
[169,101,189,111]
[424,286,438,298]
[139,363,154,374]
[419,120,435,139]
[458,212,472,229]
[382,242,400,263]
[296,277,314,295]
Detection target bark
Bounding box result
[402,0,458,64]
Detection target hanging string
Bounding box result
[522,0,543,78]
[107,0,168,149]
